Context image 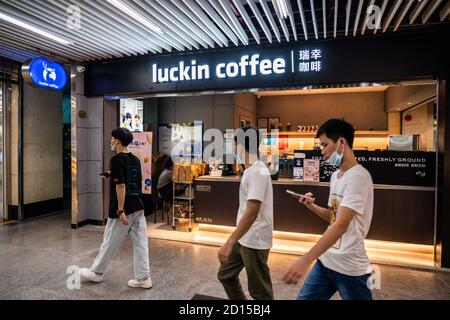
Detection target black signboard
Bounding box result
[298,150,436,187]
[84,27,446,97]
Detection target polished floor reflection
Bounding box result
[1,212,450,300]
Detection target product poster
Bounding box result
[129,132,153,194]
[120,98,143,132]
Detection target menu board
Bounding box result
[158,122,203,160]
[298,150,436,187]
[129,132,152,194]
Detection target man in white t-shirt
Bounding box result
[283,119,374,300]
[217,126,274,300]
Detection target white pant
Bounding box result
[91,210,150,281]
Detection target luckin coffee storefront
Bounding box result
[75,26,450,270]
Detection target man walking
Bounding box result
[217,125,274,300]
[80,127,152,289]
[283,119,374,300]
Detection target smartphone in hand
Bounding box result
[99,171,111,178]
[286,190,305,199]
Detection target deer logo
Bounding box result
[42,62,57,82]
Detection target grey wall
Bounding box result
[158,94,234,132]
[22,82,63,204]
[73,67,104,224]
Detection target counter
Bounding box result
[194,175,435,245]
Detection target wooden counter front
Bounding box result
[194,176,435,245]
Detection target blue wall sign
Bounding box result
[21,58,67,91]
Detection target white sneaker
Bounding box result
[127,276,153,289]
[80,268,104,283]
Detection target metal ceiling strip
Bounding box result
[14,0,132,57]
[258,0,281,42]
[333,0,338,38]
[409,0,429,24]
[309,0,319,39]
[88,0,175,52]
[361,0,376,35]
[0,1,107,59]
[153,0,215,48]
[146,0,208,49]
[247,0,273,43]
[345,0,352,36]
[180,0,229,47]
[196,0,239,46]
[353,0,364,36]
[422,0,443,24]
[218,0,249,45]
[232,0,261,44]
[374,0,388,34]
[440,0,450,21]
[393,0,415,31]
[382,0,404,32]
[271,0,290,41]
[65,0,160,54]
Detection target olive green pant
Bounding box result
[218,241,274,300]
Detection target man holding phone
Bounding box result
[283,119,374,300]
[80,128,152,289]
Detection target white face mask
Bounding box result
[326,140,344,167]
[111,139,116,151]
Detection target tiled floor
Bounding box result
[1,211,450,300]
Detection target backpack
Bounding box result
[123,153,141,198]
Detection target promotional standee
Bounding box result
[128,132,153,194]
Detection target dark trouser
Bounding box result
[297,259,373,300]
[217,241,274,300]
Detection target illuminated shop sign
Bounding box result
[21,58,67,91]
[151,49,323,84]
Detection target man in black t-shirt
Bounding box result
[80,128,152,289]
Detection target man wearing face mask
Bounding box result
[217,125,274,300]
[283,119,374,300]
[80,128,152,289]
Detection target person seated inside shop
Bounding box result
[157,158,184,202]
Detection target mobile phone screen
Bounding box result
[286,190,304,198]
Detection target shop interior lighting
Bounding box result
[0,11,73,45]
[106,0,163,34]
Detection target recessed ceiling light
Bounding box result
[0,12,73,45]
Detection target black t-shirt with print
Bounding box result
[109,152,144,218]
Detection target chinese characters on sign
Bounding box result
[298,49,322,73]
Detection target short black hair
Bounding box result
[316,118,355,148]
[234,125,260,155]
[163,157,173,170]
[112,127,134,147]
